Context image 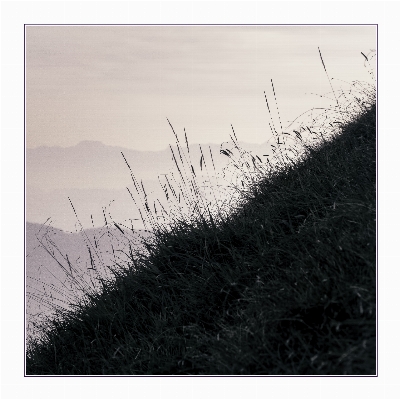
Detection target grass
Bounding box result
[26,59,376,375]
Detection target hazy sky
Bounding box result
[26,25,376,151]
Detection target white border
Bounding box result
[1,1,398,398]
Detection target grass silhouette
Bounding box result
[26,52,376,375]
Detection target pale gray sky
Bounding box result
[26,25,376,151]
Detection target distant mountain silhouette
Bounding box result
[27,140,270,190]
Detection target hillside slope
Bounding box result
[26,104,376,375]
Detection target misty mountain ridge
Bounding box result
[27,139,272,191]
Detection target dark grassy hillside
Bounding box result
[26,103,376,375]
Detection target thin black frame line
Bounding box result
[375,23,379,378]
[24,23,377,26]
[23,23,378,378]
[24,24,27,377]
